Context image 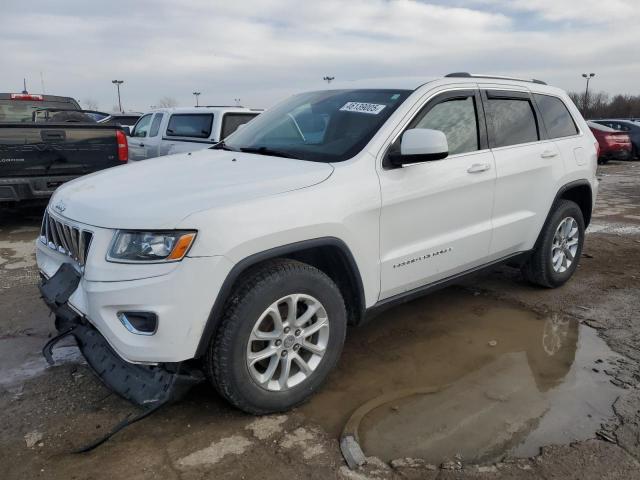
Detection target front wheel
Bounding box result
[205,259,347,414]
[522,199,585,288]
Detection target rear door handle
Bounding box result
[467,163,491,173]
[138,143,145,147]
[540,150,558,158]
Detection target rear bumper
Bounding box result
[0,175,77,202]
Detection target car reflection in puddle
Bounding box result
[299,288,622,464]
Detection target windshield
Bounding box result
[222,89,411,162]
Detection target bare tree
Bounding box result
[157,96,178,108]
[82,98,99,110]
[568,90,640,119]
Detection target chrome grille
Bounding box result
[40,211,93,267]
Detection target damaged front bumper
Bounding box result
[39,263,202,407]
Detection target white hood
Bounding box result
[50,149,334,229]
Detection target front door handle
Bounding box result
[540,150,558,158]
[138,143,145,147]
[467,163,491,174]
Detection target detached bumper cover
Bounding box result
[39,264,202,407]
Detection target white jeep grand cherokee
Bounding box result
[37,73,598,413]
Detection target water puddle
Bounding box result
[0,336,82,390]
[300,288,622,464]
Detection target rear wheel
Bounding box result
[522,200,585,288]
[205,259,347,414]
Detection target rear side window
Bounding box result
[486,97,539,148]
[534,94,578,138]
[149,113,164,137]
[166,114,213,138]
[221,113,259,139]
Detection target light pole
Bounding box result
[581,73,595,117]
[193,92,201,107]
[323,76,335,84]
[234,98,241,107]
[112,80,124,112]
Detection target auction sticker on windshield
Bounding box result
[340,102,386,115]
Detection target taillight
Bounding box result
[10,93,43,101]
[116,129,128,162]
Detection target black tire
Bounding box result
[522,199,585,288]
[205,259,347,414]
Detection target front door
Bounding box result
[377,89,496,299]
[128,113,153,161]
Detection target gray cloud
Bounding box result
[1,0,638,112]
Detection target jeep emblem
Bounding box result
[54,200,66,213]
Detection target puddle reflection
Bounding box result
[300,288,621,463]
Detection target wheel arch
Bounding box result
[194,237,366,358]
[532,179,593,251]
[557,180,593,227]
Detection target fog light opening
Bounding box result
[117,311,158,335]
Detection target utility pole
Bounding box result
[581,73,595,117]
[323,76,335,84]
[193,92,201,107]
[22,78,28,94]
[112,80,124,112]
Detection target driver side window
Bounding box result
[132,114,152,138]
[412,96,479,155]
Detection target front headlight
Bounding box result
[107,230,197,263]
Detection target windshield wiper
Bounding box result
[239,146,300,159]
[211,141,237,151]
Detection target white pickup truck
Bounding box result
[127,106,261,161]
[38,73,598,414]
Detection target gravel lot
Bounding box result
[1,160,639,479]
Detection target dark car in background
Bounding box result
[587,121,632,164]
[0,93,128,204]
[591,119,640,159]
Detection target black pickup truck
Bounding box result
[0,93,128,204]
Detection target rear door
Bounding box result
[377,89,496,299]
[127,113,153,161]
[482,89,564,256]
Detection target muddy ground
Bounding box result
[1,161,640,480]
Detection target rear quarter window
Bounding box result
[534,94,578,138]
[166,114,213,139]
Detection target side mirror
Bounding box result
[122,126,131,136]
[388,128,448,167]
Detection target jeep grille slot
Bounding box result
[40,211,93,267]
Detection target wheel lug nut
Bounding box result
[281,350,288,357]
[275,340,282,346]
[293,344,300,351]
[284,327,290,334]
[295,329,301,336]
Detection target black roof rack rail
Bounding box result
[445,72,547,85]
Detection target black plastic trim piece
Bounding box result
[194,237,366,358]
[364,251,529,322]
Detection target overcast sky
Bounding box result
[1,0,639,112]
